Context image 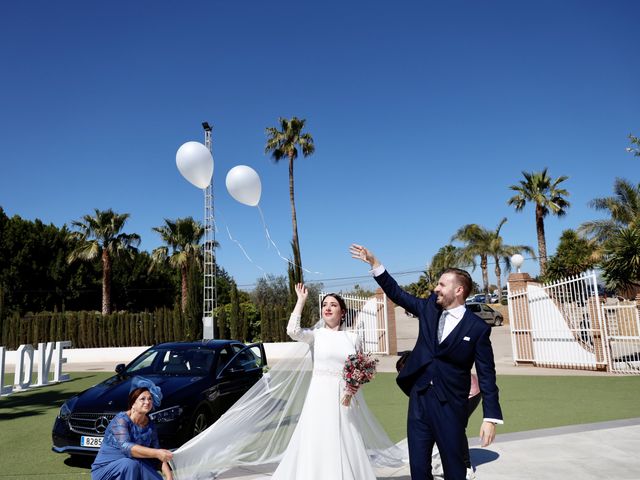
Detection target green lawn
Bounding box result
[1,372,111,479]
[365,373,640,442]
[1,372,639,479]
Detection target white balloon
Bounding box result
[225,165,262,207]
[176,141,213,189]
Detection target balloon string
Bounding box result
[258,204,271,250]
[226,226,267,275]
[257,205,322,275]
[213,211,267,279]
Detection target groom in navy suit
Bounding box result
[351,244,503,480]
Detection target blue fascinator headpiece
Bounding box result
[130,376,162,408]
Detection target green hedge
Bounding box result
[0,306,190,349]
[0,303,292,349]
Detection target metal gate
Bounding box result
[602,304,640,374]
[319,293,389,354]
[508,272,608,370]
[508,272,640,374]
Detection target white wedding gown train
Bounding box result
[272,327,378,480]
[170,315,407,480]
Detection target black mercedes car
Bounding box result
[52,340,266,458]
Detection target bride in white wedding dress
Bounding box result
[169,284,407,480]
[272,284,381,479]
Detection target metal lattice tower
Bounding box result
[202,122,217,339]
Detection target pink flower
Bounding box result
[341,352,379,406]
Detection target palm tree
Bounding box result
[452,223,495,297]
[406,245,472,298]
[627,134,640,157]
[507,168,570,276]
[67,209,140,314]
[429,244,475,279]
[265,117,315,284]
[485,220,535,302]
[151,217,216,313]
[545,229,599,282]
[453,218,533,300]
[600,226,640,296]
[578,178,640,244]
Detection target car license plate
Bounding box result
[81,436,103,448]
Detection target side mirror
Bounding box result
[218,366,244,379]
[115,364,126,375]
[225,367,244,376]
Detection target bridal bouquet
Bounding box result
[341,352,379,406]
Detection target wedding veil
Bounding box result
[170,326,408,479]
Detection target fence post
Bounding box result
[507,272,535,365]
[377,288,397,355]
[587,295,608,371]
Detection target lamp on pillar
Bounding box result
[511,254,524,273]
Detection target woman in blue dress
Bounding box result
[91,377,173,480]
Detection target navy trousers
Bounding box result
[408,386,468,480]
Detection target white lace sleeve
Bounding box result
[286,313,314,344]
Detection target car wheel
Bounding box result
[494,316,503,326]
[190,407,213,438]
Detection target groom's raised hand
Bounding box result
[349,244,380,269]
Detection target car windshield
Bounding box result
[126,347,216,376]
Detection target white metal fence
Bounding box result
[508,272,640,374]
[319,293,389,355]
[508,272,607,370]
[602,304,640,374]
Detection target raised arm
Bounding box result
[350,243,422,315]
[349,243,381,269]
[286,283,314,344]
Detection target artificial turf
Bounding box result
[363,373,640,442]
[1,372,639,478]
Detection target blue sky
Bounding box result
[1,1,638,293]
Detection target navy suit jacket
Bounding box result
[375,270,502,421]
